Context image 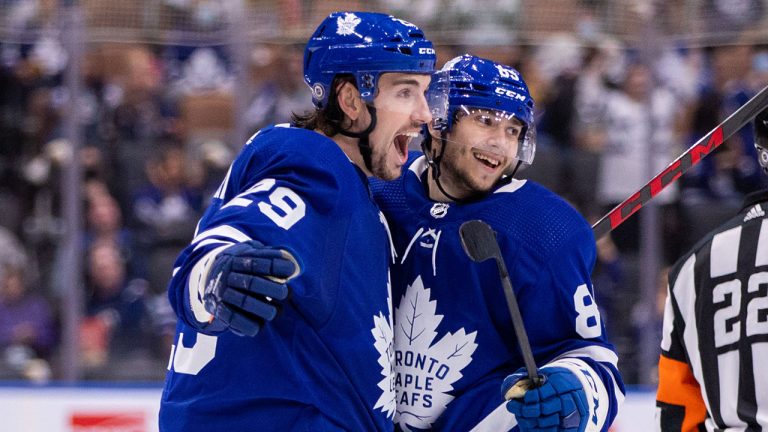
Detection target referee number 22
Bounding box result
[714,271,768,348]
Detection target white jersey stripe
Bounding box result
[710,226,741,278]
[598,362,626,407]
[400,227,424,264]
[554,345,620,366]
[494,179,527,194]
[188,245,230,323]
[193,238,234,252]
[660,289,675,351]
[753,342,768,428]
[674,254,716,418]
[468,402,517,432]
[757,219,768,267]
[717,350,746,428]
[408,155,429,179]
[192,225,251,246]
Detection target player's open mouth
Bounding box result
[394,131,419,163]
[472,150,503,169]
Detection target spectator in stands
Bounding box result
[108,46,179,211]
[244,43,313,130]
[130,140,202,295]
[595,61,684,261]
[0,262,56,381]
[85,186,141,280]
[81,240,162,380]
[679,43,768,248]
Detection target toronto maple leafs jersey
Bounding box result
[160,125,396,431]
[370,153,625,432]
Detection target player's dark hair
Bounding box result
[292,74,356,136]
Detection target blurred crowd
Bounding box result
[516,34,768,384]
[0,28,766,384]
[0,40,309,381]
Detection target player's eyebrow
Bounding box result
[390,78,423,87]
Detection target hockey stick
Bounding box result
[459,219,545,399]
[592,84,768,239]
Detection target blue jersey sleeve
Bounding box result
[166,126,352,333]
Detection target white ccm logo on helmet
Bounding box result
[495,87,527,102]
[419,47,436,55]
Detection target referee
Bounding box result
[656,107,768,431]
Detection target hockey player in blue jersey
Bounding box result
[371,55,625,431]
[159,12,438,431]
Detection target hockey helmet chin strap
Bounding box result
[422,129,466,203]
[422,130,524,204]
[339,105,378,173]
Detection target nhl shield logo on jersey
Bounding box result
[430,203,449,219]
[393,276,478,430]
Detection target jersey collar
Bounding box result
[741,189,768,212]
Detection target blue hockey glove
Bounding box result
[502,367,589,432]
[203,240,300,337]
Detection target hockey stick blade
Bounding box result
[459,220,545,396]
[460,219,504,264]
[592,84,768,239]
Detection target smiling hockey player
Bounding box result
[372,54,625,432]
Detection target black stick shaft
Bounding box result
[459,220,543,387]
[494,256,540,384]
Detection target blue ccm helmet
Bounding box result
[304,11,437,109]
[429,54,536,165]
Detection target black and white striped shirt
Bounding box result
[657,190,768,431]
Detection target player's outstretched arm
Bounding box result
[168,235,302,337]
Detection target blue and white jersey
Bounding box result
[160,125,396,431]
[371,153,625,432]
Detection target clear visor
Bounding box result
[428,105,536,168]
[426,70,450,128]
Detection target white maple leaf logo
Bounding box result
[394,276,478,430]
[372,273,396,418]
[336,12,362,36]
